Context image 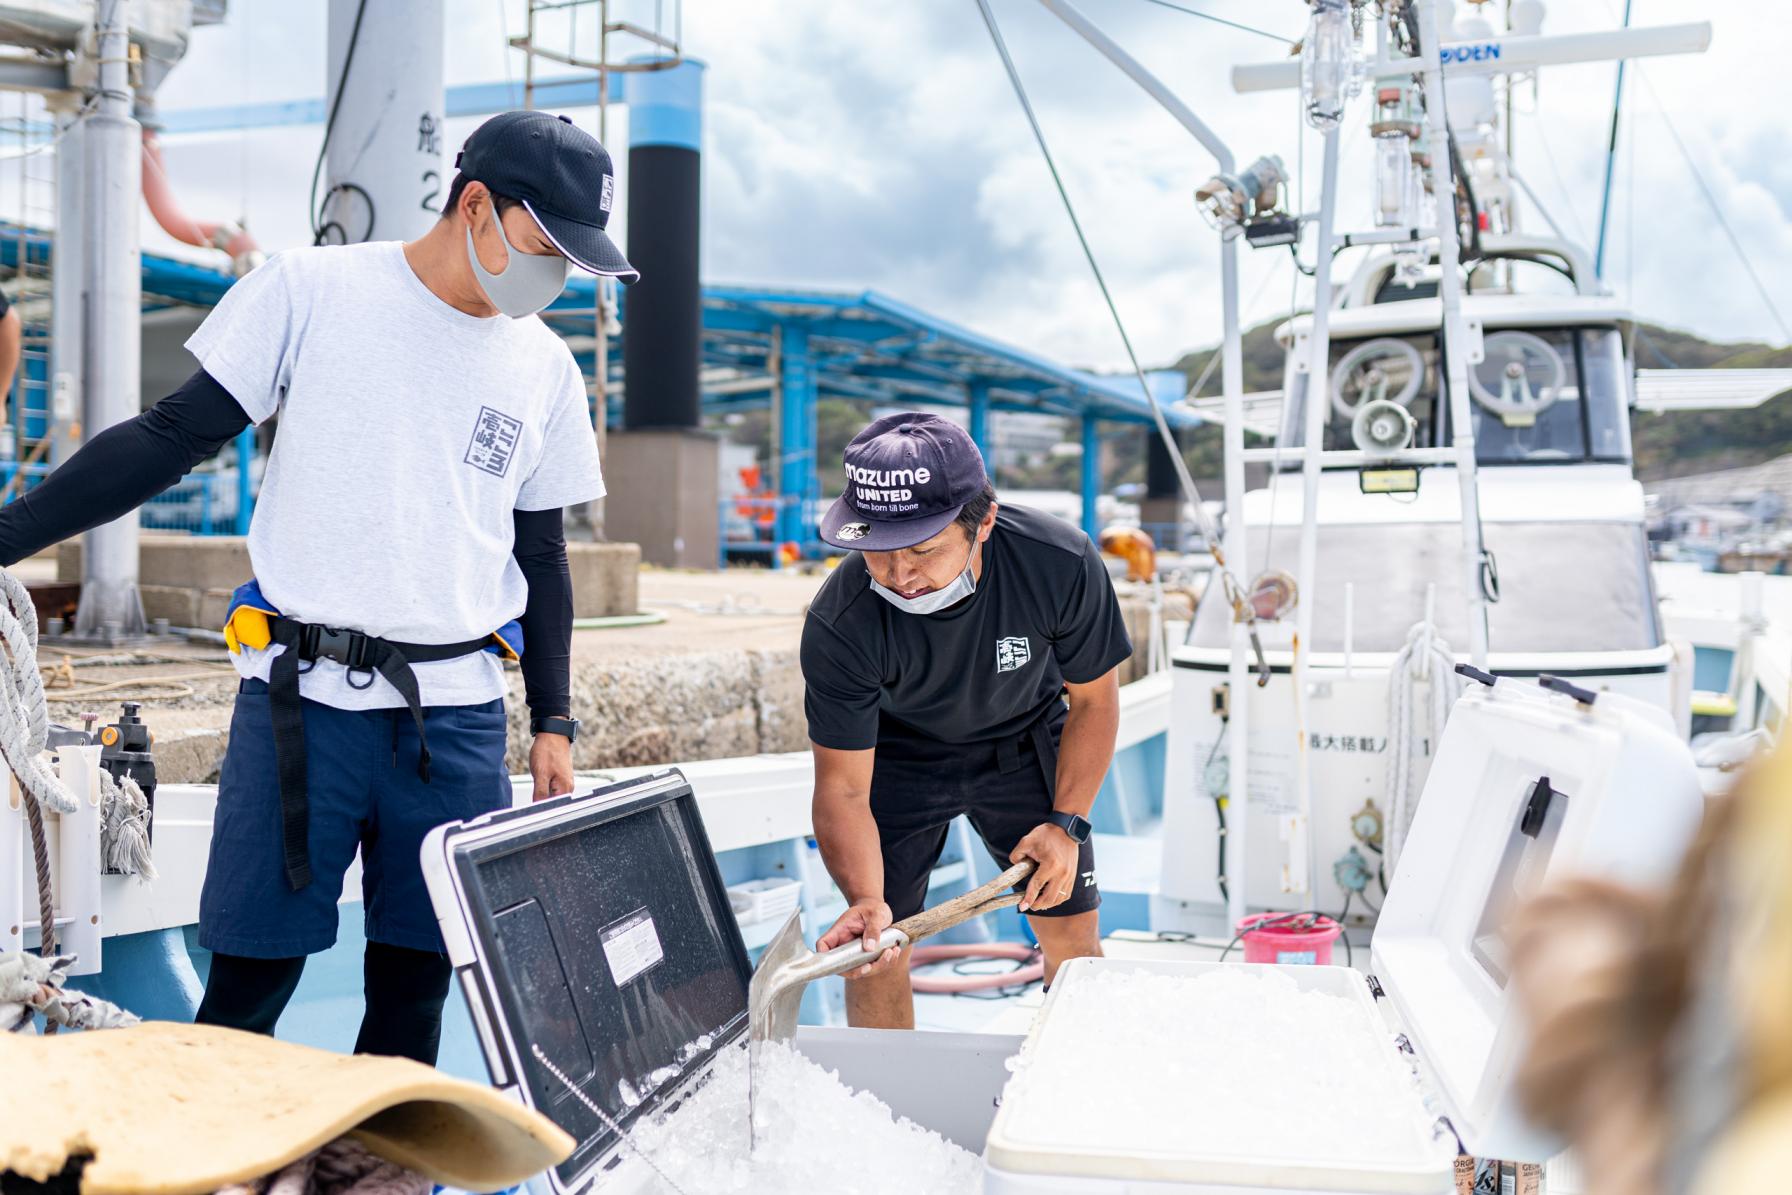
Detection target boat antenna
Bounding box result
[972,0,1269,666]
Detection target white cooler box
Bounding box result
[976,674,1704,1192]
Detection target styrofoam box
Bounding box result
[983,958,1459,1194]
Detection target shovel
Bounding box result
[746,859,1037,1142]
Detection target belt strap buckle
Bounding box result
[302,624,370,670]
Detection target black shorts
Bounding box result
[869,708,1099,923]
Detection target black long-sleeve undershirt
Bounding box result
[510,506,572,720]
[0,368,251,566]
[0,368,574,718]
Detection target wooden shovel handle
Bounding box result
[892,860,1038,945]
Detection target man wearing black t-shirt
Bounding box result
[802,412,1132,1029]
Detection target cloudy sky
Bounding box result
[125,0,1792,371]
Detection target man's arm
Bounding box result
[0,369,250,567]
[512,506,574,803]
[0,306,20,412]
[1010,666,1122,912]
[811,744,902,975]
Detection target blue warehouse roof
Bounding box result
[55,234,1199,430]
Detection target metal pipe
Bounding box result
[1420,0,1492,668]
[1288,128,1341,900]
[47,96,82,471]
[75,0,144,638]
[1220,238,1249,930]
[1232,23,1712,92]
[1594,0,1634,277]
[1037,0,1233,172]
[1239,445,1457,467]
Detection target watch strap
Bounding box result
[531,714,579,742]
[1047,810,1092,843]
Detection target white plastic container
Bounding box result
[981,676,1704,1193]
[729,875,802,923]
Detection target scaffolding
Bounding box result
[0,91,56,503]
[507,0,683,539]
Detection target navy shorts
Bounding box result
[198,680,511,958]
[869,707,1099,923]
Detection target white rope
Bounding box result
[99,768,155,879]
[0,570,77,816]
[1385,618,1463,873]
[1,950,140,1033]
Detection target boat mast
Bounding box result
[1415,0,1493,668]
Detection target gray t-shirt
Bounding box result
[186,242,604,710]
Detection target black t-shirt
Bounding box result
[802,503,1133,750]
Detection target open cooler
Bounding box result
[422,672,1704,1193]
[982,675,1705,1192]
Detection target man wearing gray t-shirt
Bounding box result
[0,112,636,1063]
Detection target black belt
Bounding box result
[267,617,494,892]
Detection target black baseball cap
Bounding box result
[820,412,989,551]
[455,110,639,284]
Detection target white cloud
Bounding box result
[51,0,1792,370]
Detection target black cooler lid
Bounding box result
[429,769,752,1191]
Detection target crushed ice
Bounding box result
[997,966,1443,1164]
[626,1039,983,1194]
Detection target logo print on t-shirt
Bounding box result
[464,406,524,478]
[996,636,1031,673]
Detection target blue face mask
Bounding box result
[867,538,979,615]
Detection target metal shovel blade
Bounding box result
[746,911,905,1146]
[748,909,814,1052]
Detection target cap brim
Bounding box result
[523,199,640,285]
[819,495,964,552]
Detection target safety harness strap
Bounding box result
[265,617,496,893]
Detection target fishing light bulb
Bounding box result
[1374,135,1411,227]
[1301,0,1357,132]
[1194,172,1247,235]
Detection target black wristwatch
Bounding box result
[530,714,580,742]
[1045,811,1093,844]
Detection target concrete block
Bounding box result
[568,542,640,618]
[138,585,202,629]
[59,535,252,592]
[152,727,229,785]
[198,589,237,633]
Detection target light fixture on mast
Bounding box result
[1194,154,1298,247]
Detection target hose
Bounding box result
[908,943,1044,994]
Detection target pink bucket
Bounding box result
[1236,912,1344,966]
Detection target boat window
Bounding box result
[1188,521,1661,654]
[1467,328,1586,463]
[1278,334,1443,453]
[1580,328,1632,460]
[1278,327,1632,465]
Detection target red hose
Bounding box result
[141,130,262,265]
[908,942,1043,993]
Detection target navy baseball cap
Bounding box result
[820,413,988,551]
[455,110,639,284]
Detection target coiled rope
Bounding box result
[0,570,77,960]
[1385,618,1464,872]
[0,571,155,966]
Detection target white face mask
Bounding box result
[466,210,569,318]
[868,538,979,616]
